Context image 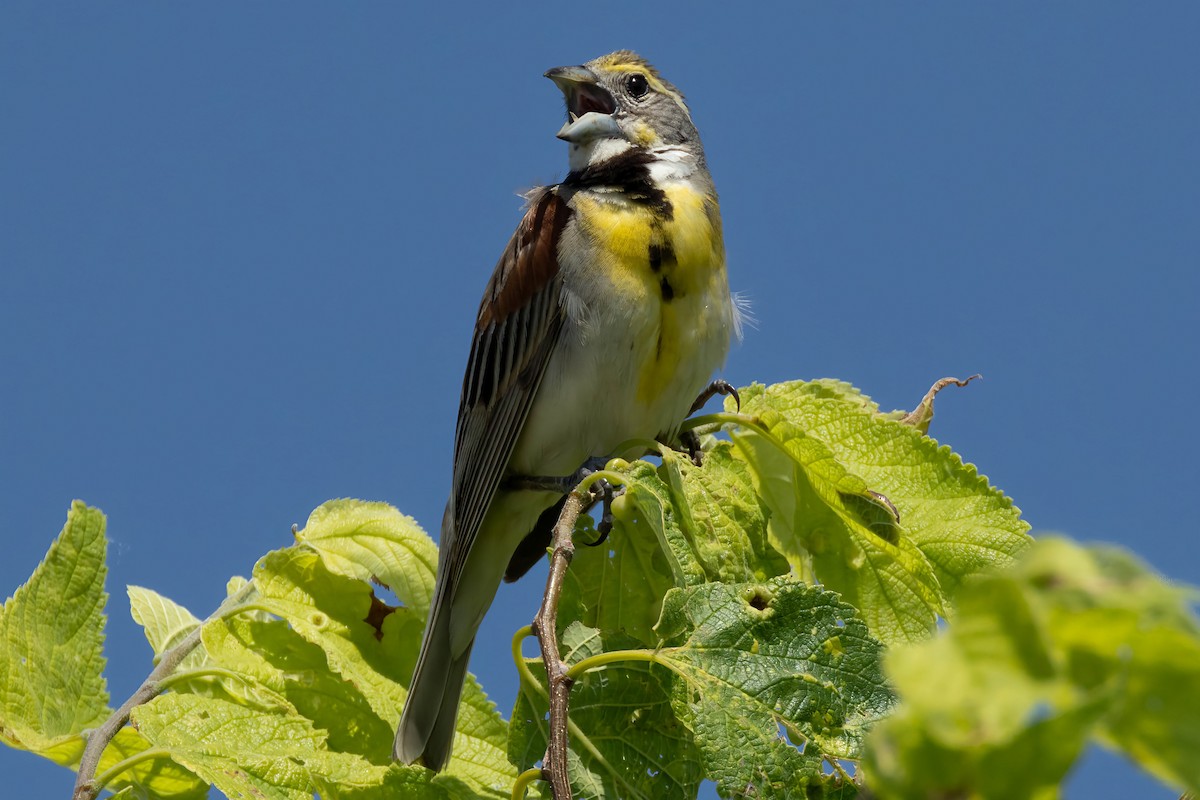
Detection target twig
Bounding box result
[71,580,257,800]
[531,488,592,800]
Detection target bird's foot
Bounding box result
[505,458,622,547]
[678,429,704,467]
[582,478,619,547]
[503,456,609,494]
[671,379,742,466]
[688,378,740,416]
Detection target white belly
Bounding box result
[509,259,732,478]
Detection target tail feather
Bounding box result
[420,637,473,770]
[394,601,473,770]
[396,490,558,770]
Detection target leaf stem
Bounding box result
[514,628,646,799]
[576,469,628,495]
[71,579,258,800]
[90,746,173,793]
[681,411,765,433]
[156,666,289,708]
[219,602,279,618]
[512,626,550,703]
[512,625,534,671]
[565,648,666,681]
[511,767,544,800]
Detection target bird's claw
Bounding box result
[678,430,705,466]
[582,479,621,547]
[689,379,740,416]
[504,456,609,494]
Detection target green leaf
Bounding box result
[561,480,680,648]
[730,380,1029,644]
[664,444,790,585]
[126,514,515,798]
[671,684,830,800]
[251,546,414,721]
[128,585,208,672]
[121,502,514,798]
[609,458,708,589]
[653,578,892,794]
[1020,540,1200,793]
[867,688,1108,800]
[247,535,515,795]
[0,501,109,747]
[202,616,394,759]
[40,727,209,799]
[773,381,1029,600]
[294,499,439,619]
[133,692,420,800]
[431,683,514,800]
[108,503,516,796]
[509,622,702,800]
[1092,622,1200,792]
[730,409,943,644]
[864,538,1200,798]
[864,572,1104,797]
[317,766,450,800]
[569,445,788,649]
[0,503,207,797]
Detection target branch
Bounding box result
[531,487,593,800]
[71,580,258,800]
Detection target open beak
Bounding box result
[545,65,622,143]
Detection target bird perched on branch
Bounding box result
[394,50,735,771]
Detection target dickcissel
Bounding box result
[395,50,735,771]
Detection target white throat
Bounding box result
[646,146,699,182]
[568,137,633,172]
[567,139,700,185]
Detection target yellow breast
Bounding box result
[572,183,727,405]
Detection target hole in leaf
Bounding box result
[743,586,773,611]
[364,591,395,641]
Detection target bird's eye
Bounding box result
[626,73,650,99]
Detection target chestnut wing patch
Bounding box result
[442,189,571,598]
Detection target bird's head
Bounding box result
[546,51,701,172]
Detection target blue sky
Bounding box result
[2,3,1197,797]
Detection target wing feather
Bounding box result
[440,188,570,599]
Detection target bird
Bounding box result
[394,50,735,771]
